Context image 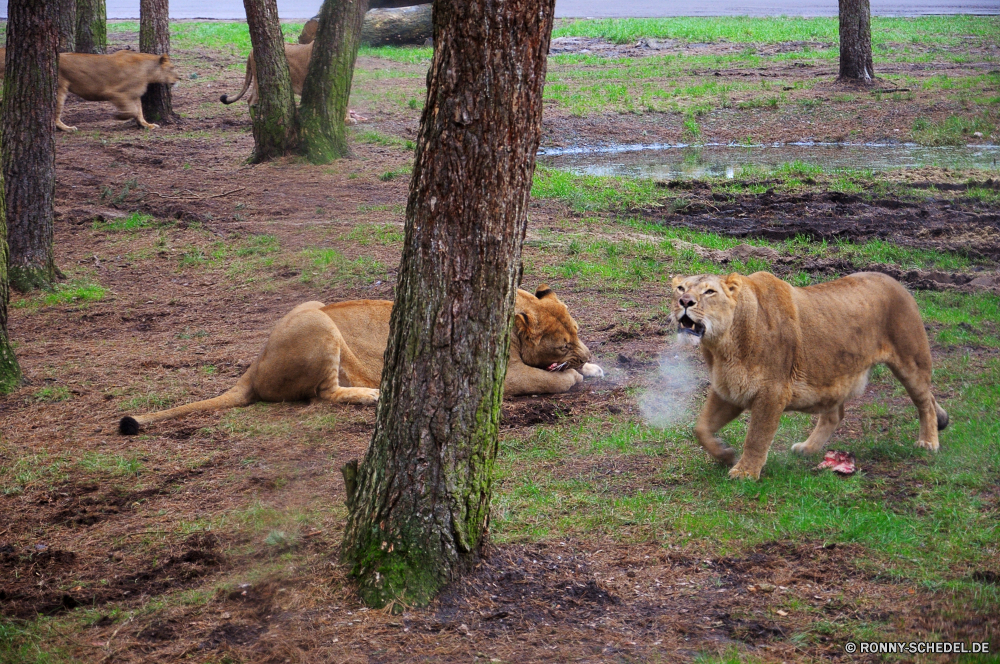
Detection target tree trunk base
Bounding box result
[0,342,23,394]
[9,265,55,293]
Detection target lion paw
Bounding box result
[714,446,737,467]
[728,463,761,480]
[791,442,820,455]
[359,388,380,405]
[915,439,940,452]
[580,362,604,378]
[57,124,78,132]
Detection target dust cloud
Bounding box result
[639,345,707,429]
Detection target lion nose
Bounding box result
[679,294,696,308]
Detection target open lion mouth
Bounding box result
[546,362,569,372]
[677,313,705,338]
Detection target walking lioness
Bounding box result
[670,271,947,480]
[120,286,603,435]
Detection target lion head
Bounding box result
[514,285,593,371]
[670,274,743,346]
[154,54,181,86]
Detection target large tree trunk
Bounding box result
[243,0,299,162]
[299,4,432,47]
[298,0,369,162]
[0,145,22,394]
[2,0,59,293]
[341,0,555,610]
[75,0,106,54]
[58,0,77,52]
[838,0,874,83]
[140,0,177,124]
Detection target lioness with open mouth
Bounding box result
[670,271,947,480]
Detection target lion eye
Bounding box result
[704,289,716,295]
[677,286,685,293]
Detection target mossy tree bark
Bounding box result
[58,0,77,52]
[838,0,874,83]
[140,0,177,124]
[75,0,106,54]
[2,0,59,293]
[341,0,555,610]
[298,0,369,162]
[242,0,299,162]
[0,147,23,394]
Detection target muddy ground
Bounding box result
[1,29,999,663]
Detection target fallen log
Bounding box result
[299,4,432,47]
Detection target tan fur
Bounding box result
[53,51,180,131]
[670,271,947,480]
[121,287,603,434]
[220,43,312,106]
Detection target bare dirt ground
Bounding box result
[1,32,998,663]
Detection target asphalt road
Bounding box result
[2,0,997,19]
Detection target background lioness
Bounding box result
[55,51,180,131]
[120,286,603,435]
[671,271,947,480]
[220,43,313,106]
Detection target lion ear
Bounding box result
[724,273,742,295]
[159,54,170,64]
[514,311,538,340]
[534,284,554,299]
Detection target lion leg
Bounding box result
[320,343,378,405]
[886,358,943,452]
[729,396,784,480]
[315,347,378,405]
[694,389,744,467]
[112,95,159,129]
[55,86,77,132]
[791,404,845,455]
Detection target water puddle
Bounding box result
[537,142,1000,180]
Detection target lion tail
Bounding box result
[119,377,255,435]
[220,57,253,104]
[935,400,949,432]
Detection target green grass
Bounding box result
[92,211,156,233]
[77,452,144,478]
[299,248,389,285]
[911,113,997,146]
[345,223,405,246]
[532,167,662,213]
[32,386,71,403]
[12,281,107,311]
[553,16,1000,47]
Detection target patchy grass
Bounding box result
[11,281,107,311]
[553,15,1000,47]
[91,211,156,233]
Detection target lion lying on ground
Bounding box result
[54,51,180,131]
[670,271,947,480]
[119,286,604,435]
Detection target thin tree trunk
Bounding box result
[58,0,77,52]
[75,0,106,54]
[342,0,555,610]
[3,0,59,293]
[0,146,22,394]
[298,0,369,162]
[243,0,299,162]
[140,0,176,124]
[838,0,874,83]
